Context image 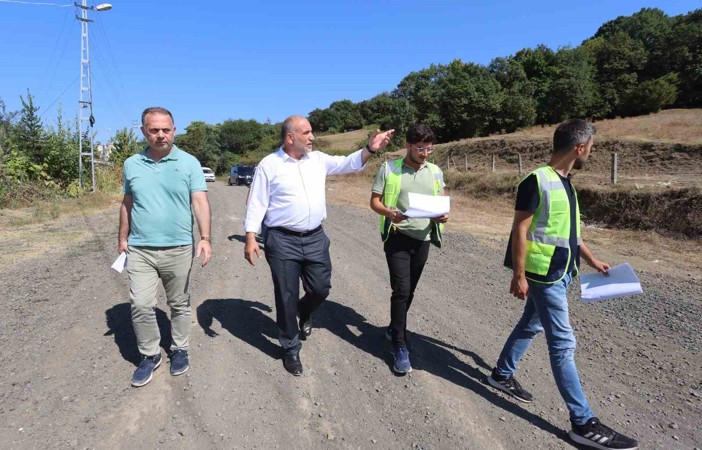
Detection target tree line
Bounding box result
[1,7,699,206]
[308,8,700,142]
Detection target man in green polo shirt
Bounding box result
[370,123,448,374]
[118,106,212,387]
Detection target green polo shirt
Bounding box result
[123,145,207,247]
[372,159,445,242]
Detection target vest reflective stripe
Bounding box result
[524,165,581,284]
[379,159,443,245]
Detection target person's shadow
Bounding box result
[196,298,280,360]
[104,303,173,366]
[317,299,572,445]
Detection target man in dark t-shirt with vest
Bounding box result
[486,119,638,450]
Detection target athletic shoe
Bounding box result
[170,349,189,376]
[569,417,638,449]
[486,368,534,403]
[385,326,414,351]
[131,353,162,387]
[393,347,412,374]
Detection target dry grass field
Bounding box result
[478,109,702,145]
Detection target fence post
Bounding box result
[464,155,468,171]
[518,154,523,176]
[492,154,496,172]
[611,152,618,185]
[447,156,450,171]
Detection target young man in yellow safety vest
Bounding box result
[487,119,638,450]
[370,123,448,374]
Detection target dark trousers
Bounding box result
[264,227,331,354]
[384,231,430,348]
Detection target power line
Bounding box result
[0,0,70,6]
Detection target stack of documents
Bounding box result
[403,192,450,218]
[580,262,643,303]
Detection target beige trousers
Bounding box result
[127,245,193,356]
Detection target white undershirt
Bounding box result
[243,147,366,233]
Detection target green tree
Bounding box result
[42,104,79,184]
[623,73,678,116]
[393,64,446,133]
[583,32,647,117]
[109,127,141,167]
[308,107,343,132]
[438,60,503,140]
[489,57,537,132]
[514,45,557,123]
[328,99,364,131]
[177,121,220,168]
[545,47,600,123]
[16,90,43,163]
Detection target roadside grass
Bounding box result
[493,109,702,145]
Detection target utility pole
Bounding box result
[75,1,111,191]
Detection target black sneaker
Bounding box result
[569,417,638,450]
[486,368,534,403]
[131,353,162,387]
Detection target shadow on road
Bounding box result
[196,298,280,360]
[104,303,173,366]
[317,299,572,445]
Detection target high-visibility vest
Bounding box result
[523,165,581,283]
[379,159,444,247]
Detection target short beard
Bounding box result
[573,159,585,170]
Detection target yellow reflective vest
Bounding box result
[379,158,444,248]
[523,165,581,283]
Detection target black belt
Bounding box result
[270,225,323,237]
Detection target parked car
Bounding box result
[231,165,255,186]
[202,167,216,182]
[228,166,238,185]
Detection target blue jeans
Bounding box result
[495,273,593,425]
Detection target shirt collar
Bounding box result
[140,145,180,162]
[277,146,309,162]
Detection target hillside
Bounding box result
[319,109,702,238]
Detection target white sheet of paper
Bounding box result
[580,262,643,303]
[111,252,127,273]
[403,193,450,218]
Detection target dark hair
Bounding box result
[141,107,174,125]
[406,123,435,144]
[553,119,596,154]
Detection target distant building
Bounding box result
[96,143,116,161]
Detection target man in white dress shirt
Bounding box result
[244,116,394,376]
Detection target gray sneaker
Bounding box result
[131,354,162,387]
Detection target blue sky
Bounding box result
[0,0,698,143]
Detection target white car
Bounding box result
[202,167,216,182]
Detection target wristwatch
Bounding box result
[201,236,212,242]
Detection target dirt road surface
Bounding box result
[1,179,700,449]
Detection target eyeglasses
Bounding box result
[412,144,434,154]
[146,128,173,135]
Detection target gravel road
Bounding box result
[1,180,700,449]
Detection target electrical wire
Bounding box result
[0,0,70,6]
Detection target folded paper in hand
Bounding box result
[111,252,127,273]
[403,192,450,218]
[580,262,642,303]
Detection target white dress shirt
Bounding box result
[244,147,367,233]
